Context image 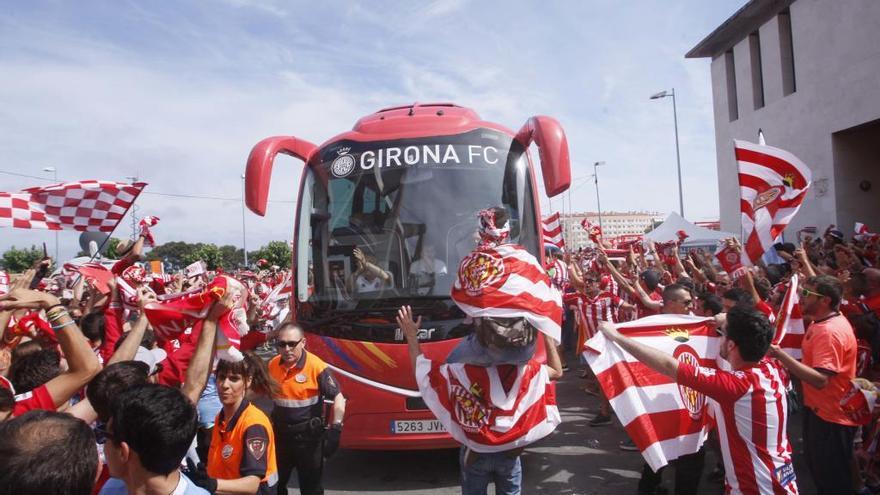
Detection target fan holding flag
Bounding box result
[597,306,798,495]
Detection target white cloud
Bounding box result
[0,0,743,260]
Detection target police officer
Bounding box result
[268,323,345,495]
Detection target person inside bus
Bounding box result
[409,244,447,295]
[348,247,393,295]
[189,353,280,495]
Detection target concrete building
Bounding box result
[560,211,662,250]
[687,0,880,236]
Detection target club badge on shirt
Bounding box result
[221,444,234,459]
[295,374,307,383]
[247,437,267,461]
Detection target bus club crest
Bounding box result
[450,382,491,433]
[673,345,706,420]
[330,147,356,177]
[458,250,505,296]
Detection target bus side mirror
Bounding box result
[514,116,571,197]
[245,136,318,216]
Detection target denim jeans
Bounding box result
[446,334,535,366]
[459,448,522,495]
[197,375,222,429]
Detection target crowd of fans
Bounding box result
[0,219,878,495]
[546,225,880,494]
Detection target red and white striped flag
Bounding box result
[774,275,804,359]
[583,314,718,470]
[0,180,146,232]
[542,212,565,250]
[415,356,560,453]
[735,140,811,265]
[452,243,562,342]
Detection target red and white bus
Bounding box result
[244,103,570,449]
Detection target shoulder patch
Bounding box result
[247,437,267,461]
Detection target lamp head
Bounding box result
[650,90,668,100]
[42,166,56,173]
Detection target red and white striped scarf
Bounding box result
[452,243,562,343]
[774,275,804,359]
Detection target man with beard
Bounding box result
[599,306,797,494]
[772,275,857,495]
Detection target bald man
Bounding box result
[267,324,345,495]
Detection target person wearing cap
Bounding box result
[110,234,147,276]
[268,323,345,495]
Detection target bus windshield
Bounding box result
[296,128,539,324]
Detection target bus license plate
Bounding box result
[391,419,447,434]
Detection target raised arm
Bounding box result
[598,321,678,378]
[397,305,423,372]
[0,289,101,408]
[107,286,156,365]
[181,298,228,405]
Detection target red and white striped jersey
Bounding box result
[677,360,798,495]
[563,291,622,340]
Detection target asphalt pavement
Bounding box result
[278,359,818,495]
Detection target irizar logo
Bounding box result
[394,327,436,341]
[330,147,356,177]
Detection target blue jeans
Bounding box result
[197,375,222,429]
[446,334,535,366]
[459,448,522,495]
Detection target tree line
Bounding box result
[0,240,291,273]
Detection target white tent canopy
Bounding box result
[644,212,738,248]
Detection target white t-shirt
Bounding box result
[409,258,447,276]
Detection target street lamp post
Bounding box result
[593,161,605,231]
[42,167,59,261]
[241,174,248,268]
[650,88,684,218]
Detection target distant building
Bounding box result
[687,0,880,236]
[560,211,662,250]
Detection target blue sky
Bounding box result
[0,0,744,260]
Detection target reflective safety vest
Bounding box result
[208,402,278,487]
[268,351,328,424]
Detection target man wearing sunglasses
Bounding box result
[267,323,345,495]
[771,275,857,495]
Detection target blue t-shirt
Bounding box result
[99,472,209,495]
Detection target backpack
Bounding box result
[476,316,537,349]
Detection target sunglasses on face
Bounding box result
[276,340,302,349]
[94,424,117,445]
[800,288,823,298]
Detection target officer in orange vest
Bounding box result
[268,323,345,495]
[189,352,279,495]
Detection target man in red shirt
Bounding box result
[772,275,857,495]
[599,306,797,494]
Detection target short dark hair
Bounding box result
[79,311,105,344]
[0,387,13,413]
[86,362,150,422]
[725,305,774,361]
[676,277,696,295]
[807,275,843,310]
[698,293,724,316]
[640,269,662,292]
[109,384,198,475]
[0,410,98,495]
[114,327,156,352]
[722,287,755,308]
[662,283,689,304]
[9,349,61,394]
